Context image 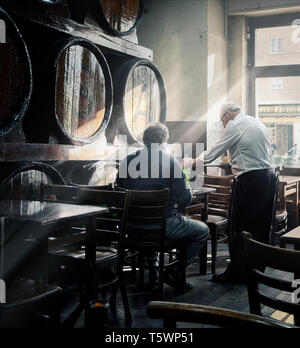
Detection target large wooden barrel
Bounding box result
[43,37,113,145]
[107,58,166,144]
[0,162,65,200]
[0,8,32,137]
[90,0,144,36]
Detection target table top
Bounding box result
[279,176,300,185]
[0,200,108,226]
[281,226,300,240]
[192,187,216,197]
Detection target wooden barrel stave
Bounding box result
[90,0,144,36]
[0,7,32,137]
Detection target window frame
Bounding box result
[247,13,300,116]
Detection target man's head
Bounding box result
[143,123,169,145]
[219,102,242,128]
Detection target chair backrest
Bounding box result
[122,189,169,244]
[203,175,235,217]
[147,301,296,328]
[242,232,300,326]
[41,184,81,204]
[79,188,129,245]
[68,181,115,191]
[269,172,280,245]
[281,166,300,177]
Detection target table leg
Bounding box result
[295,245,300,280]
[199,241,208,275]
[85,217,97,326]
[199,195,208,275]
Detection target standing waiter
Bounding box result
[190,102,276,283]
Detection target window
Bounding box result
[270,38,283,54]
[269,78,283,89]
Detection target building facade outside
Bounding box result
[256,25,300,165]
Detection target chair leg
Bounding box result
[117,249,132,323]
[138,254,145,289]
[109,284,118,309]
[210,226,218,274]
[130,251,137,282]
[199,240,208,275]
[159,251,165,300]
[179,249,186,294]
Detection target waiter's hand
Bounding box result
[182,158,194,168]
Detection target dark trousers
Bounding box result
[227,169,277,279]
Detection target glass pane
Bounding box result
[256,76,300,166]
[256,25,300,66]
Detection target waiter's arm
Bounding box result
[203,123,242,164]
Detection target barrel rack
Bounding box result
[0,0,152,164]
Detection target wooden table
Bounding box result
[279,176,300,228]
[0,199,108,325]
[280,226,300,251]
[280,226,300,279]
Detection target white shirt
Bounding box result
[204,113,275,175]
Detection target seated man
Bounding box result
[116,123,209,290]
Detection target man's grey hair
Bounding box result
[143,123,169,145]
[221,102,242,116]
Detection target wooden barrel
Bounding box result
[45,37,113,145]
[107,58,166,144]
[0,162,65,200]
[0,8,32,137]
[90,0,144,36]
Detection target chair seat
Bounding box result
[0,279,61,328]
[123,239,184,250]
[6,279,61,307]
[207,215,228,227]
[50,246,117,265]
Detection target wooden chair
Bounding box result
[242,232,300,326]
[45,185,132,324]
[0,279,62,328]
[269,173,287,246]
[147,301,296,328]
[0,217,62,328]
[189,175,234,274]
[279,166,300,233]
[118,189,188,300]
